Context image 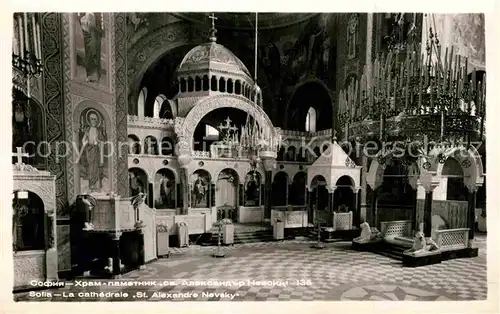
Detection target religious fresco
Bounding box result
[73,13,109,88]
[244,171,261,206]
[78,107,109,193]
[154,169,176,209]
[128,168,147,197]
[190,170,210,208]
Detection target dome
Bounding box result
[176,41,252,79]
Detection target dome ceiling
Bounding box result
[170,13,319,30]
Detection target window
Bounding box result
[137,87,147,116]
[206,125,219,137]
[305,107,317,132]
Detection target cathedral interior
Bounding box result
[11,12,489,302]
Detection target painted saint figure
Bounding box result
[245,173,260,206]
[79,109,107,193]
[159,173,174,207]
[192,177,208,207]
[78,13,103,82]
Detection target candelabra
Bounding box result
[13,13,43,99]
[311,217,325,249]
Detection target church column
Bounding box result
[181,168,190,215]
[328,187,335,223]
[423,189,433,238]
[360,153,369,224]
[262,158,275,221]
[111,232,122,277]
[411,186,418,234]
[370,187,379,228]
[137,228,146,269]
[467,187,477,247]
[307,188,313,224]
[352,187,360,227]
[45,207,58,281]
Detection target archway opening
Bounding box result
[12,190,45,251]
[128,135,141,154]
[442,157,467,201]
[154,168,176,209]
[216,168,239,221]
[377,159,415,222]
[333,175,354,213]
[310,175,329,222]
[143,136,159,155]
[272,172,289,206]
[193,107,257,156]
[289,172,306,206]
[287,81,333,131]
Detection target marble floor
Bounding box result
[14,235,487,302]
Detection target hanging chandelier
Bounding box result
[338,13,486,168]
[12,13,43,98]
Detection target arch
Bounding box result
[219,77,226,93]
[289,172,307,205]
[160,99,176,119]
[442,157,467,201]
[202,75,209,91]
[272,171,288,206]
[12,190,45,251]
[195,76,202,91]
[309,175,329,212]
[154,168,176,209]
[227,79,234,94]
[187,77,194,92]
[209,76,216,91]
[235,80,242,95]
[137,87,147,116]
[128,134,141,154]
[153,94,167,118]
[286,79,333,131]
[160,137,175,155]
[177,95,276,156]
[285,146,297,161]
[305,107,317,132]
[335,175,355,187]
[143,135,159,155]
[180,78,187,93]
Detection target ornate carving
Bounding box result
[115,13,129,196]
[42,13,68,216]
[13,252,45,286]
[345,157,356,168]
[182,95,275,155]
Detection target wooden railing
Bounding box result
[435,228,469,251]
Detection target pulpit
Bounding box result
[73,193,147,277]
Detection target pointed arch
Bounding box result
[137,87,147,117]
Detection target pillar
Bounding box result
[264,170,272,219]
[411,187,418,234]
[467,188,477,247]
[370,187,378,228]
[423,190,433,237]
[181,167,189,215]
[352,188,360,226]
[45,209,58,281]
[111,232,122,277]
[360,155,368,222]
[262,158,275,220]
[328,188,335,223]
[137,229,146,269]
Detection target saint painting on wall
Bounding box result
[154,169,176,209]
[244,171,260,206]
[190,171,210,208]
[79,108,109,193]
[74,13,108,86]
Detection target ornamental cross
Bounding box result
[13,147,29,165]
[208,13,218,29]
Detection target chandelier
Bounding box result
[13,13,43,97]
[338,13,486,168]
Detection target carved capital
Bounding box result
[111,232,122,241]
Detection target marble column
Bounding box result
[411,187,418,234]
[45,209,58,281]
[307,189,314,224]
[262,158,276,221]
[111,232,122,277]
[137,228,146,269]
[327,189,335,224]
[360,155,368,222]
[352,187,360,227]
[423,190,433,238]
[370,187,379,228]
[467,188,477,247]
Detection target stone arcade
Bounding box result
[11,13,486,289]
